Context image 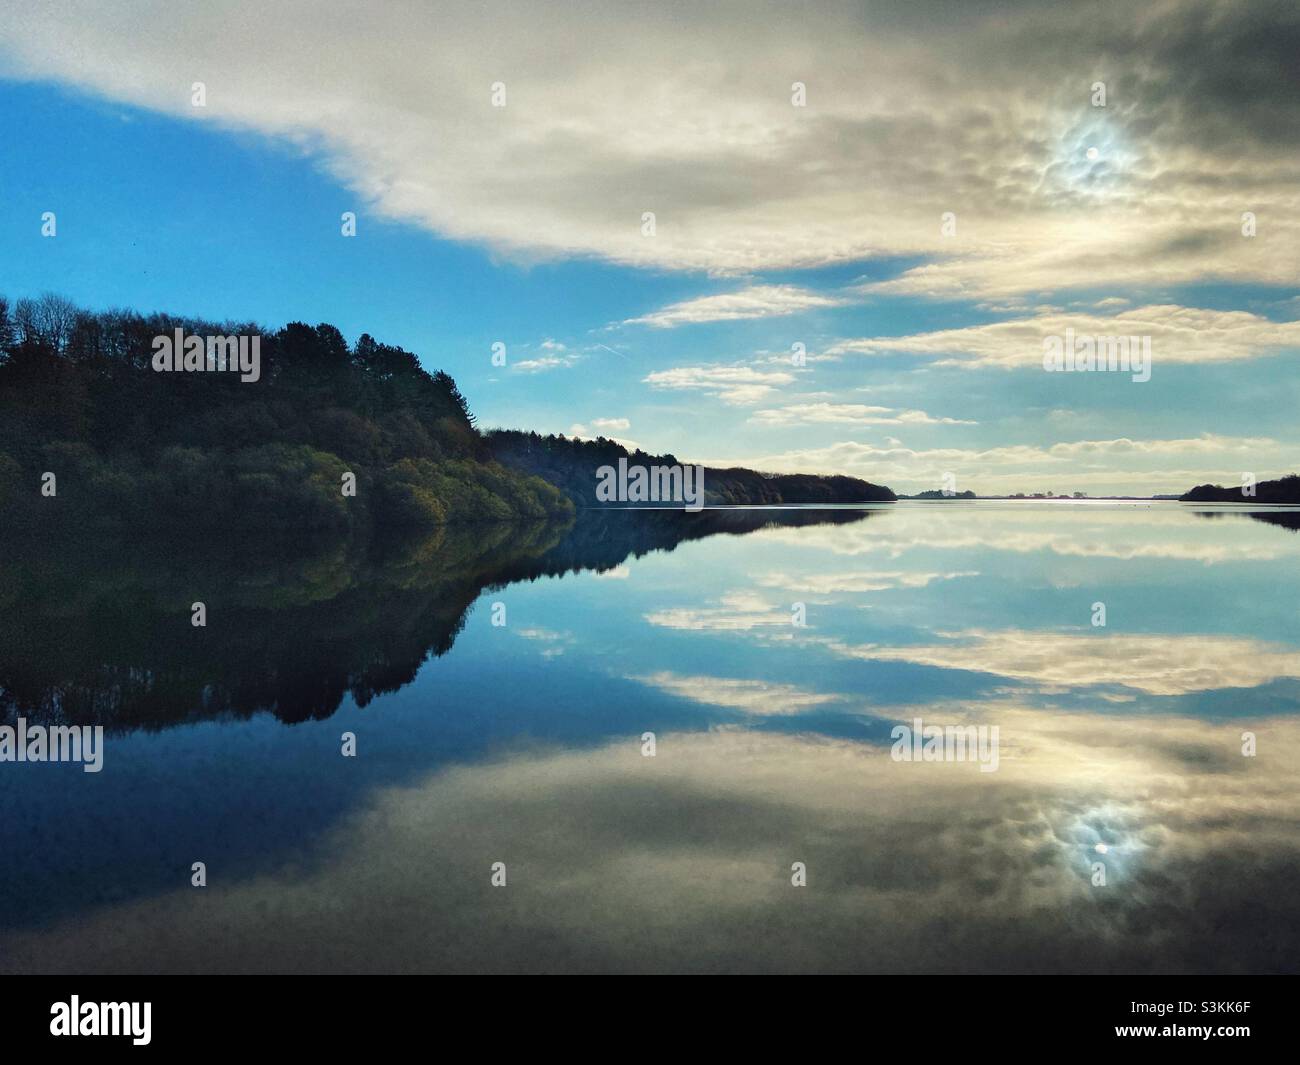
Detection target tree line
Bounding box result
[0,293,572,532]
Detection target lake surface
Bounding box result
[2,502,1299,973]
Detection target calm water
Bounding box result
[2,502,1298,973]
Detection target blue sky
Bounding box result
[1,0,1297,494]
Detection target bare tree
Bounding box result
[0,295,12,356]
[34,292,79,353]
[11,292,79,353]
[12,296,37,346]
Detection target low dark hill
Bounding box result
[1181,475,1300,504]
[487,430,896,506]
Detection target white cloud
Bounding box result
[750,403,975,427]
[513,353,580,373]
[832,305,1300,370]
[569,419,630,436]
[626,285,844,328]
[643,365,796,406]
[2,1,1295,293]
[568,417,638,448]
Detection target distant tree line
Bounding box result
[1181,475,1300,504]
[487,430,895,505]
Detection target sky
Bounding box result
[0,0,1296,495]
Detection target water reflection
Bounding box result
[1,502,1297,972]
[5,711,1297,973]
[0,508,874,730]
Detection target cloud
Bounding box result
[832,305,1300,370]
[750,403,975,427]
[592,417,631,432]
[512,353,580,373]
[568,417,638,449]
[569,416,631,436]
[706,432,1293,495]
[2,1,1296,292]
[625,285,844,328]
[642,365,796,405]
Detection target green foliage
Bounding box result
[375,456,572,528]
[0,293,574,531]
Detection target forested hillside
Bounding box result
[0,293,895,533]
[0,293,571,531]
[488,430,896,506]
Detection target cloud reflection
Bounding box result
[5,708,1296,973]
[828,630,1300,696]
